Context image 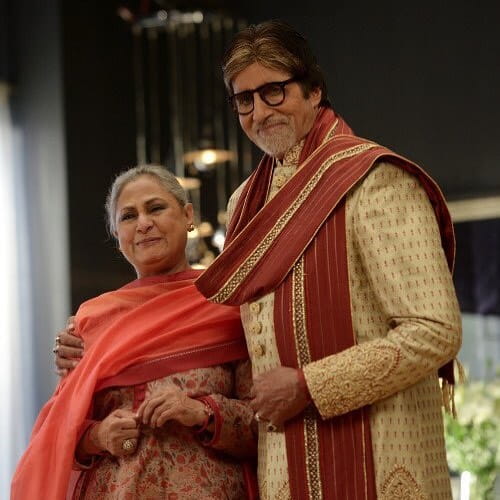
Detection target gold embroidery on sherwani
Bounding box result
[302,163,458,498]
[275,481,293,500]
[210,143,378,303]
[291,256,311,367]
[292,257,323,500]
[304,343,402,417]
[281,139,304,168]
[260,480,292,500]
[380,465,426,500]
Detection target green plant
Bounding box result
[444,377,500,499]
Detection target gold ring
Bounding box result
[122,439,135,451]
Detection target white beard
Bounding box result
[253,118,297,158]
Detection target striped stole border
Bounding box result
[275,203,376,499]
[209,142,377,304]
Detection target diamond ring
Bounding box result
[122,439,136,451]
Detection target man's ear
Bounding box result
[310,86,322,107]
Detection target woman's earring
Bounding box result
[187,223,195,232]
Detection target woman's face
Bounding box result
[115,175,194,278]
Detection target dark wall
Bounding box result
[239,2,500,199]
[0,0,10,81]
[62,1,138,308]
[57,2,500,308]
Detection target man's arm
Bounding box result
[303,162,462,419]
[251,163,461,425]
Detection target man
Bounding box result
[195,20,462,499]
[57,20,461,499]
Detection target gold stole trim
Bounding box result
[325,118,339,141]
[210,142,377,303]
[292,257,323,499]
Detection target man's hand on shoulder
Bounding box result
[54,316,84,377]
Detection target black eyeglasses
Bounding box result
[229,77,299,115]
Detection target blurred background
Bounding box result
[1,1,499,497]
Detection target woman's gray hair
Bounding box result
[105,164,188,236]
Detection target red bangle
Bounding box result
[194,399,214,434]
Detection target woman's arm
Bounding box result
[195,360,257,458]
[137,361,257,459]
[74,409,140,469]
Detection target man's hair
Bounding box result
[222,19,331,107]
[105,164,188,236]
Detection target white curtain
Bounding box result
[0,82,29,497]
[0,79,70,496]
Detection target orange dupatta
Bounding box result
[11,269,247,500]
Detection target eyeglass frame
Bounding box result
[228,77,301,115]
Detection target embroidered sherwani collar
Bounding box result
[268,140,304,201]
[278,139,304,168]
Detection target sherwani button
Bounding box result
[252,343,265,357]
[250,321,262,335]
[249,302,261,314]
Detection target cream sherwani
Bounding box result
[227,140,461,500]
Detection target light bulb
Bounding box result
[200,150,217,165]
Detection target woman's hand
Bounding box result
[93,409,141,457]
[54,316,84,377]
[137,385,207,429]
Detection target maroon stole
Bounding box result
[196,108,455,499]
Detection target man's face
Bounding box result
[232,62,321,159]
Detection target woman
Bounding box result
[12,166,257,499]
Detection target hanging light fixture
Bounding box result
[131,9,250,265]
[183,119,235,171]
[183,147,235,170]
